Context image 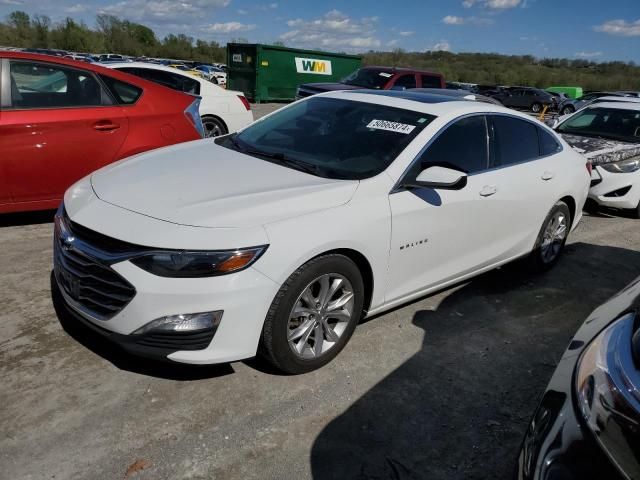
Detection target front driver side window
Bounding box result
[409,115,489,179]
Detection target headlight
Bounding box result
[601,156,640,174]
[575,312,640,476]
[131,246,267,278]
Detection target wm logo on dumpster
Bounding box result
[295,57,332,75]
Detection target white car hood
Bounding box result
[90,140,358,228]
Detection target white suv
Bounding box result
[53,91,590,373]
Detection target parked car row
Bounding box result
[0,51,253,213]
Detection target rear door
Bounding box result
[0,58,130,205]
[485,114,565,254]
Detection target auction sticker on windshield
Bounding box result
[367,119,416,134]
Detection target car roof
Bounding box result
[102,61,204,80]
[584,101,640,111]
[360,66,442,76]
[592,96,640,104]
[319,90,535,120]
[0,51,195,103]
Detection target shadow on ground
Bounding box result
[310,242,640,480]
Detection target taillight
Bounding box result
[184,98,205,138]
[237,95,251,111]
[586,161,592,175]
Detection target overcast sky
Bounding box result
[1,0,638,61]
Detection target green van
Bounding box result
[546,86,583,99]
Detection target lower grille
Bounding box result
[54,212,136,321]
[135,330,215,351]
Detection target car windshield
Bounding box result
[342,68,393,89]
[556,107,640,143]
[218,97,435,180]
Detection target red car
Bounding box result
[0,52,204,213]
[296,66,445,99]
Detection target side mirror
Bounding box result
[405,166,468,190]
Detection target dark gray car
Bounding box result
[493,87,555,113]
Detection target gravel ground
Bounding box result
[1,102,639,480]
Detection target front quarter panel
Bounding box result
[254,176,393,313]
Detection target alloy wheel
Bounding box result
[203,119,224,138]
[540,211,567,264]
[287,273,355,360]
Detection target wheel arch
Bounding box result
[309,248,375,316]
[559,195,576,226]
[200,113,228,134]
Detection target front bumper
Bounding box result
[53,256,279,364]
[52,276,218,361]
[52,201,280,364]
[589,166,640,210]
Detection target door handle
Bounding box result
[541,171,555,181]
[93,121,120,132]
[479,185,497,197]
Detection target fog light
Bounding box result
[133,311,223,335]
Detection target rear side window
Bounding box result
[99,75,142,105]
[118,67,200,95]
[8,60,108,109]
[421,75,442,88]
[491,115,539,167]
[538,128,562,156]
[393,74,417,89]
[414,115,489,175]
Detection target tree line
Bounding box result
[0,11,228,63]
[1,10,639,91]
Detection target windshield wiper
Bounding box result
[239,145,322,176]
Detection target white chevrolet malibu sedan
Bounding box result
[53,90,590,373]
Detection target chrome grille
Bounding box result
[53,212,136,321]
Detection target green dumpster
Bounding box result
[227,43,362,103]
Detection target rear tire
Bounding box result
[528,201,571,272]
[633,201,640,219]
[260,254,364,374]
[201,115,227,138]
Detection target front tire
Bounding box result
[531,102,542,113]
[260,254,364,374]
[529,201,571,272]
